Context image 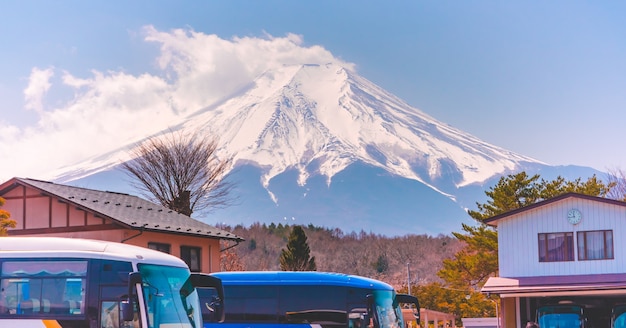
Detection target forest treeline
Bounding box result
[217,222,464,288]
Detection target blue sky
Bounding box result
[1,1,625,180]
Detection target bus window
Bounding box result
[371,290,403,328]
[102,300,140,328]
[197,287,221,322]
[0,260,87,316]
[279,285,347,324]
[138,264,203,328]
[223,285,279,322]
[103,301,121,328]
[101,285,140,328]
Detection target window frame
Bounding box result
[577,229,614,261]
[180,246,202,272]
[538,231,575,262]
[147,242,171,254]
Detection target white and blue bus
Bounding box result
[200,271,420,328]
[0,236,221,328]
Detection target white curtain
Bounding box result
[581,231,612,260]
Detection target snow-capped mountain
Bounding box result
[54,63,600,235]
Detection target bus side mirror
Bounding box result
[191,273,225,323]
[121,300,134,322]
[396,294,420,323]
[366,294,374,317]
[122,272,142,322]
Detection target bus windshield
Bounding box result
[372,290,404,328]
[537,305,584,328]
[138,264,202,328]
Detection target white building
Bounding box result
[481,193,626,327]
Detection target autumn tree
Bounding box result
[0,197,16,236]
[279,226,317,271]
[439,172,612,290]
[220,241,245,271]
[404,283,495,323]
[121,130,234,216]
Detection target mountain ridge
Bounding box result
[52,63,601,235]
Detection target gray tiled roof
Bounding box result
[9,178,243,242]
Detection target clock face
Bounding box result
[567,209,582,225]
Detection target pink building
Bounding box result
[0,177,243,273]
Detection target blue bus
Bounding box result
[199,271,420,328]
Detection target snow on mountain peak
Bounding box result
[181,62,542,196]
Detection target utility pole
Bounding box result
[407,262,411,295]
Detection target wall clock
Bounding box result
[567,208,582,225]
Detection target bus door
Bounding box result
[98,260,138,328]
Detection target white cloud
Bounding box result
[0,27,352,182]
[23,67,54,113]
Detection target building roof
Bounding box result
[483,192,626,227]
[0,177,243,242]
[482,274,626,298]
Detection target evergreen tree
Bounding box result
[374,254,389,273]
[279,226,317,271]
[0,197,16,236]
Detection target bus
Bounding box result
[612,305,626,328]
[200,271,420,328]
[0,236,221,328]
[536,304,586,328]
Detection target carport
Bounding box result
[482,274,626,327]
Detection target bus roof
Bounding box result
[0,237,188,268]
[211,271,395,290]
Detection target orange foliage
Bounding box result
[220,241,245,271]
[0,197,16,236]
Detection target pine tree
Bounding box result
[279,226,317,271]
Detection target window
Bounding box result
[578,230,613,260]
[148,242,171,254]
[224,286,278,322]
[538,232,574,262]
[180,246,201,272]
[0,261,87,316]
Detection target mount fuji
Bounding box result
[52,63,600,236]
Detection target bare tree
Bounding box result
[606,168,626,201]
[121,130,234,216]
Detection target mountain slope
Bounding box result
[54,63,601,235]
[183,63,542,194]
